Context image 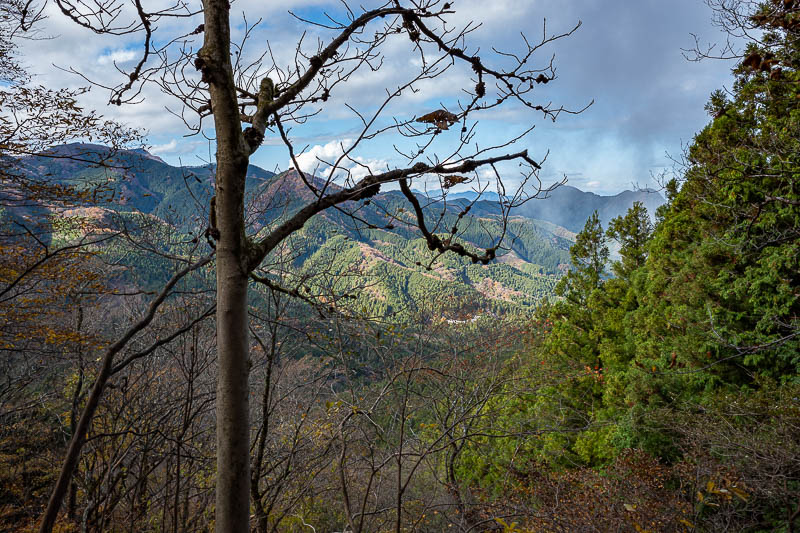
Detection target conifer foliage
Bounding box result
[463,2,799,529]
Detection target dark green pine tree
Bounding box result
[606,201,652,280]
[555,211,609,306]
[638,1,800,383]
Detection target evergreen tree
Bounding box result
[606,201,652,280]
[639,0,799,382]
[555,211,609,305]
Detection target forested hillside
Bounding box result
[452,3,800,530]
[4,144,577,319]
[5,143,669,324]
[1,0,798,532]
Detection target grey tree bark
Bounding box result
[199,2,253,530]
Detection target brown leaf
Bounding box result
[442,175,469,188]
[416,109,458,130]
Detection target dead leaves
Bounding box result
[442,175,469,189]
[416,109,458,130]
[742,51,781,78]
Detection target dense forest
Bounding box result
[1,0,798,532]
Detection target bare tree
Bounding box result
[247,285,340,533]
[71,299,218,533]
[268,310,556,533]
[21,1,587,530]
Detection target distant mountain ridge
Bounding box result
[30,144,661,235]
[3,144,663,318]
[515,185,664,232]
[419,185,665,233]
[3,144,573,318]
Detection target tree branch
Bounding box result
[245,150,538,273]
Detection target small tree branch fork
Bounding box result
[242,5,431,153]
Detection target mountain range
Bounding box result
[439,186,664,233]
[2,143,664,319]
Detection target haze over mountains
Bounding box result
[4,143,665,318]
[443,186,665,233]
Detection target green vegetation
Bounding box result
[3,2,798,531]
[454,6,800,529]
[13,148,574,321]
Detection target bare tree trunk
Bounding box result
[214,251,250,532]
[200,1,252,530]
[68,306,84,523]
[39,346,113,533]
[251,327,276,533]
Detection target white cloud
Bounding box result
[478,168,495,179]
[150,139,178,154]
[681,79,698,92]
[97,49,138,65]
[9,1,738,193]
[16,2,194,139]
[585,180,601,189]
[293,139,354,174]
[445,0,537,32]
[341,156,390,182]
[292,139,389,183]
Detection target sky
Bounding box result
[16,0,740,195]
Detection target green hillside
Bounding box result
[12,145,573,319]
